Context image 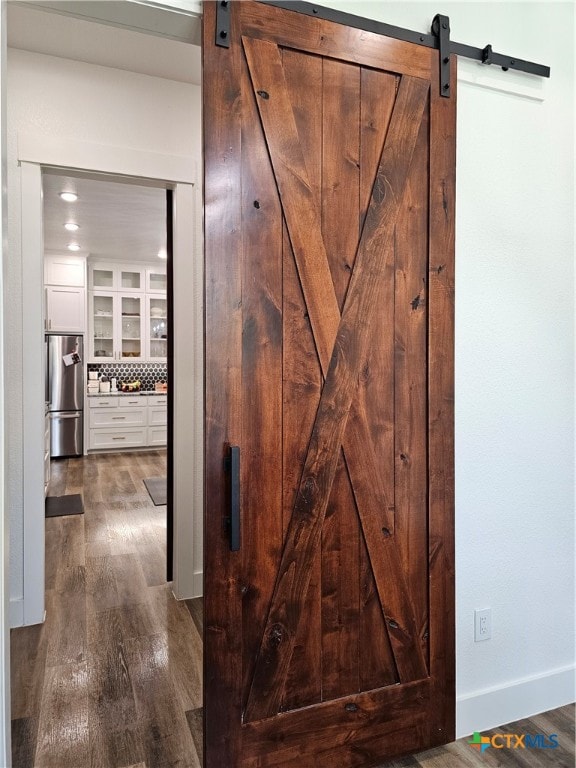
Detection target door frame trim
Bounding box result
[18,135,203,627]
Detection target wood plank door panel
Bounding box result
[204,3,455,766]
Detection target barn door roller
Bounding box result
[244,1,551,93]
[216,0,230,47]
[432,13,451,97]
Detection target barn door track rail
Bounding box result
[216,0,550,95]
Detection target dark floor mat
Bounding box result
[45,493,84,518]
[143,477,167,506]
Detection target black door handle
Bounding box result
[225,445,240,552]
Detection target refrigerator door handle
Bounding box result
[49,412,80,419]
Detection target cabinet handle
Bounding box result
[112,436,126,441]
[48,319,51,330]
[112,416,126,420]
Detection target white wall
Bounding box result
[316,0,575,735]
[6,48,202,621]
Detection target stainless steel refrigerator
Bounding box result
[46,334,84,458]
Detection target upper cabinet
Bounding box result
[89,263,146,293]
[44,253,86,334]
[88,260,167,363]
[89,291,145,362]
[146,267,167,293]
[46,286,86,333]
[146,295,168,361]
[44,254,86,287]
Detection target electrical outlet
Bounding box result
[474,608,492,642]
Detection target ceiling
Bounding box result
[7,2,202,85]
[43,173,167,263]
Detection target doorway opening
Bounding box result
[13,166,203,765]
[42,168,173,575]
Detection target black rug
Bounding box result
[45,493,84,518]
[143,477,167,506]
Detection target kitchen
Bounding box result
[43,171,170,521]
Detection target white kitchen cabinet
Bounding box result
[88,261,167,363]
[147,425,167,446]
[89,263,145,292]
[88,395,167,451]
[148,403,167,426]
[89,291,144,362]
[147,395,168,408]
[46,286,85,333]
[146,267,167,293]
[148,398,167,445]
[89,291,115,361]
[146,295,168,362]
[90,406,147,429]
[90,428,148,450]
[119,293,145,361]
[44,254,86,287]
[44,253,86,333]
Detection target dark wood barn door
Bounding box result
[204,2,455,766]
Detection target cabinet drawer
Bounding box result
[147,395,167,407]
[89,397,118,408]
[147,426,167,446]
[90,407,146,428]
[120,397,145,407]
[89,427,147,450]
[148,405,167,426]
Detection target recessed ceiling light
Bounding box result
[157,249,167,260]
[60,192,78,202]
[67,244,81,251]
[64,222,79,232]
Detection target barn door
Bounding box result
[204,2,455,766]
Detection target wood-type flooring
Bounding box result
[11,451,203,768]
[10,452,574,767]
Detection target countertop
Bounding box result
[87,391,167,397]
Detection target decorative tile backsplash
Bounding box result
[87,362,168,391]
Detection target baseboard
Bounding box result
[9,598,24,628]
[456,664,575,738]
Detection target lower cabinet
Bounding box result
[88,395,167,450]
[148,425,168,446]
[90,428,148,450]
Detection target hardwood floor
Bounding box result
[11,451,202,768]
[10,452,574,767]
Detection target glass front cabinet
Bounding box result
[146,295,168,362]
[88,262,167,363]
[90,292,115,361]
[89,291,144,362]
[90,263,145,293]
[146,267,167,294]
